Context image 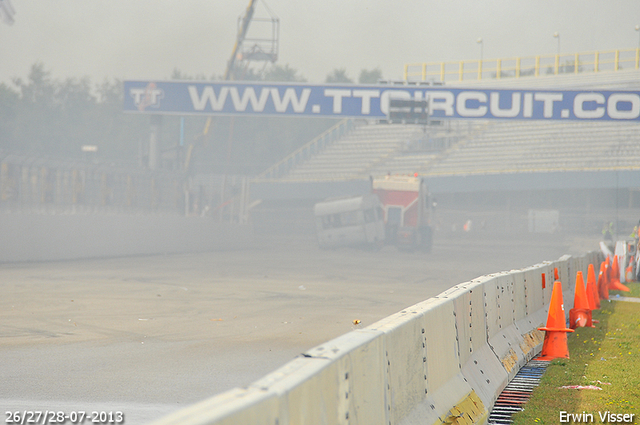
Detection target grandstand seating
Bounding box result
[262,70,640,182]
[426,120,640,176]
[281,124,424,181]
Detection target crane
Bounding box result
[0,0,16,25]
[184,0,278,172]
[225,0,258,80]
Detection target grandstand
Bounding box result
[282,124,419,181]
[426,120,640,176]
[256,69,640,183]
[279,123,484,181]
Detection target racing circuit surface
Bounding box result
[0,233,597,424]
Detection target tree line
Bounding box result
[0,63,383,175]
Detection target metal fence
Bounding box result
[0,153,250,223]
[405,48,640,82]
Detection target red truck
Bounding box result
[372,174,434,252]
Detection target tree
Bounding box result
[358,67,383,84]
[56,76,98,154]
[325,68,353,84]
[0,83,19,151]
[264,64,305,82]
[170,68,192,80]
[1,63,150,161]
[11,62,61,156]
[0,61,341,175]
[170,68,217,81]
[94,78,148,162]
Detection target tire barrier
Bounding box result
[151,251,601,425]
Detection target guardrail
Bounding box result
[405,48,640,82]
[150,251,601,425]
[255,119,354,181]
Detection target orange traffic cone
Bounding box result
[554,267,559,281]
[538,281,574,360]
[586,263,600,310]
[569,271,594,329]
[609,255,631,292]
[598,262,609,301]
[625,255,635,283]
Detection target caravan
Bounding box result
[313,194,385,248]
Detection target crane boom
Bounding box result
[225,0,258,81]
[185,0,266,172]
[206,0,257,137]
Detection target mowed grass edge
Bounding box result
[512,281,640,425]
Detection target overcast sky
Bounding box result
[2,0,640,86]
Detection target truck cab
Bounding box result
[372,175,433,252]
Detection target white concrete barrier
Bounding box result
[373,297,475,425]
[150,251,602,425]
[555,255,575,312]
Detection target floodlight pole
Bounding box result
[476,37,483,79]
[553,32,560,74]
[553,32,560,56]
[635,25,640,69]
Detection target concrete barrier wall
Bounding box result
[151,251,601,425]
[0,212,253,262]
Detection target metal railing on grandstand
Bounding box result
[404,48,640,82]
[0,154,250,223]
[255,118,353,180]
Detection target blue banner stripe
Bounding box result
[123,80,640,121]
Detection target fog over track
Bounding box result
[0,233,596,424]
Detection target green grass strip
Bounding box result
[512,281,640,425]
